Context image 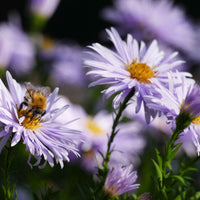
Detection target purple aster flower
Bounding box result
[125,99,196,157]
[145,71,200,155]
[0,71,81,168]
[104,164,139,197]
[145,71,195,120]
[0,19,35,75]
[102,0,200,61]
[78,110,145,172]
[57,97,146,172]
[49,44,85,87]
[29,0,60,19]
[109,121,146,167]
[36,36,86,101]
[85,27,187,122]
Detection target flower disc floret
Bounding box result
[192,116,200,125]
[86,117,104,135]
[17,108,42,130]
[180,84,200,120]
[127,61,157,83]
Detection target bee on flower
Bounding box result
[0,71,82,168]
[18,82,51,121]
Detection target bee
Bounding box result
[19,82,51,119]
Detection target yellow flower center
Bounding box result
[108,186,117,195]
[84,150,94,160]
[17,107,42,131]
[86,118,104,135]
[127,61,157,84]
[181,102,200,125]
[103,185,118,197]
[192,116,200,125]
[41,37,54,51]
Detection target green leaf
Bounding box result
[174,195,182,200]
[2,185,6,194]
[161,189,168,200]
[184,176,194,181]
[171,175,186,185]
[183,167,198,173]
[174,191,186,200]
[190,192,200,200]
[167,143,182,165]
[155,149,162,169]
[152,159,162,184]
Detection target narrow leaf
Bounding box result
[171,175,186,185]
[152,159,162,183]
[155,148,162,169]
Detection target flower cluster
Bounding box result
[85,26,200,167]
[102,0,200,61]
[1,0,200,199]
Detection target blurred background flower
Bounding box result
[36,36,87,102]
[0,0,200,199]
[29,0,60,19]
[102,0,200,63]
[0,15,35,76]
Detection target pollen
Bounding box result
[192,116,200,125]
[108,186,117,194]
[41,36,54,51]
[127,61,157,84]
[17,107,42,131]
[86,118,104,135]
[84,150,94,159]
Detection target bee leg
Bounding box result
[41,110,46,116]
[25,108,32,116]
[19,102,28,111]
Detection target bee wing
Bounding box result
[24,82,51,97]
[24,82,35,90]
[40,86,51,97]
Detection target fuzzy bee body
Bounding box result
[19,82,51,119]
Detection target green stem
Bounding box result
[93,88,135,199]
[3,145,12,200]
[162,128,181,178]
[102,88,135,170]
[160,116,192,198]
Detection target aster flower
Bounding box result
[56,97,146,172]
[125,96,196,157]
[104,164,139,197]
[35,36,86,102]
[85,115,145,171]
[77,109,145,172]
[0,19,35,75]
[102,0,199,60]
[46,43,85,88]
[144,71,195,120]
[85,27,187,122]
[145,71,200,155]
[29,0,60,19]
[0,71,81,168]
